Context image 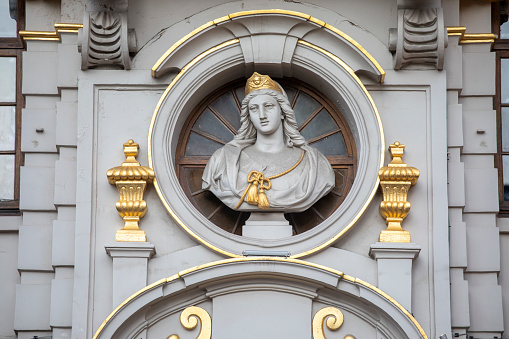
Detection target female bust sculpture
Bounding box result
[202,73,335,213]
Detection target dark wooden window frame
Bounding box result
[0,0,25,214]
[176,78,357,235]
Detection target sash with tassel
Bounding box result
[234,149,305,210]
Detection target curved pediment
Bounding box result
[93,258,427,339]
[150,9,385,83]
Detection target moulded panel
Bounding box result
[21,109,57,153]
[447,104,463,147]
[212,290,312,339]
[52,220,75,266]
[57,43,80,88]
[463,154,494,169]
[461,52,495,96]
[448,161,465,207]
[444,41,462,90]
[20,166,56,211]
[0,215,22,231]
[464,168,498,212]
[22,51,58,95]
[459,96,494,111]
[449,221,467,268]
[56,102,78,146]
[450,268,470,327]
[14,283,51,330]
[18,225,53,271]
[0,233,20,337]
[466,226,501,272]
[462,110,496,154]
[468,284,504,332]
[54,158,77,206]
[50,278,73,327]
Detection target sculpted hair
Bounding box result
[231,89,308,148]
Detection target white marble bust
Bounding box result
[202,73,335,213]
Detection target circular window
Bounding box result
[176,78,357,235]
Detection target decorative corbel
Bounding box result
[389,8,447,70]
[106,140,154,242]
[378,142,419,243]
[77,11,137,70]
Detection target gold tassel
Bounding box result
[257,188,270,209]
[235,151,305,210]
[246,181,259,205]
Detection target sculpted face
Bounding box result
[248,94,283,135]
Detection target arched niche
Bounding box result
[93,258,427,339]
[151,10,385,82]
[148,10,384,257]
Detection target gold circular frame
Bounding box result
[148,10,385,258]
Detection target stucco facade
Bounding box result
[0,1,505,338]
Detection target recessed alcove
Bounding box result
[148,10,384,257]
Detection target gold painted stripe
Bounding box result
[292,40,384,258]
[151,19,216,77]
[461,38,496,44]
[19,23,82,41]
[322,23,385,83]
[19,31,59,39]
[446,26,466,36]
[91,277,170,339]
[343,274,429,339]
[446,26,496,44]
[148,39,242,259]
[151,9,385,83]
[93,258,427,339]
[54,23,83,31]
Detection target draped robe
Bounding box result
[202,143,335,212]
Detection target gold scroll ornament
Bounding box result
[312,307,356,339]
[378,141,419,243]
[168,306,212,339]
[106,139,155,242]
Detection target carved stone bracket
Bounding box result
[378,141,419,243]
[106,139,154,242]
[78,11,136,70]
[389,8,447,70]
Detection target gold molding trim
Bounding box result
[149,39,241,257]
[106,140,155,242]
[147,38,384,259]
[378,141,419,243]
[312,306,344,339]
[151,9,385,83]
[92,257,428,339]
[19,23,82,41]
[342,274,428,339]
[446,26,496,45]
[292,40,384,257]
[168,306,212,339]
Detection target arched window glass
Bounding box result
[176,78,356,235]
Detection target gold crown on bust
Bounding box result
[245,72,283,96]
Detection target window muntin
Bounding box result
[0,1,16,37]
[0,1,24,212]
[498,55,509,208]
[176,78,356,234]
